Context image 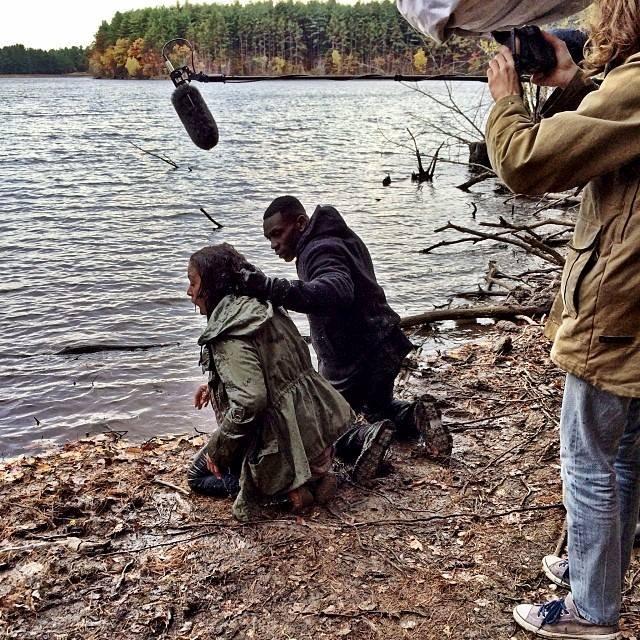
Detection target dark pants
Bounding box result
[187,446,240,497]
[334,360,418,462]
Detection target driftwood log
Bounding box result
[399,304,549,328]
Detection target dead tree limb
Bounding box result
[399,304,550,328]
[422,221,565,266]
[454,285,508,300]
[425,141,444,178]
[476,216,567,264]
[406,128,426,180]
[479,218,574,231]
[407,129,442,183]
[400,80,487,141]
[200,207,224,229]
[456,170,495,191]
[128,141,179,169]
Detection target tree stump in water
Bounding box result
[468,141,491,170]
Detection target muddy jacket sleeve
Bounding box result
[205,337,268,469]
[278,243,355,315]
[486,61,640,195]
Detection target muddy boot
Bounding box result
[414,395,452,463]
[352,419,395,485]
[287,486,315,514]
[311,472,338,505]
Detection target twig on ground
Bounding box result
[152,478,190,496]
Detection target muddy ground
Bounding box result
[2,322,639,639]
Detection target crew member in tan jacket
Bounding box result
[485,2,640,638]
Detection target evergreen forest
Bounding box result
[1,1,491,77]
[0,45,88,74]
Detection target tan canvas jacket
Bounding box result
[486,55,640,397]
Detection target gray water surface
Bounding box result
[0,77,529,456]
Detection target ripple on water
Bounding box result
[1,76,545,456]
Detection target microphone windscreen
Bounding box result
[171,83,219,150]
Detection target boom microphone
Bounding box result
[170,82,218,150]
[163,38,219,150]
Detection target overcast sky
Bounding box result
[0,0,240,50]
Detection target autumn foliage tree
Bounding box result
[87,0,490,79]
[0,2,494,78]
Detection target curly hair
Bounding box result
[585,0,640,70]
[189,243,254,315]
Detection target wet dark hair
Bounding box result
[263,195,307,222]
[189,243,253,315]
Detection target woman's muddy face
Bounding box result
[187,264,207,315]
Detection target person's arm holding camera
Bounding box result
[485,31,640,195]
[486,45,522,101]
[487,33,579,102]
[530,32,580,88]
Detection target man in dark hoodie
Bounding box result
[240,195,452,473]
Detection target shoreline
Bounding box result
[3,321,638,638]
[0,317,516,461]
[0,72,92,78]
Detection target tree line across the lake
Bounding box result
[1,1,493,78]
[0,44,88,75]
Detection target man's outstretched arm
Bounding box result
[240,244,355,315]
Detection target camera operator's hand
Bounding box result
[487,46,522,102]
[531,31,579,88]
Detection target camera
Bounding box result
[492,25,588,75]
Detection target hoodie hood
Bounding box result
[296,205,349,257]
[198,295,273,345]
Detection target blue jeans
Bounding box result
[560,373,640,625]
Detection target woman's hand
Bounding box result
[487,46,522,102]
[531,31,579,88]
[194,384,210,409]
[205,453,223,478]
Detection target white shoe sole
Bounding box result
[513,606,621,639]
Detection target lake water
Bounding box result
[0,76,536,456]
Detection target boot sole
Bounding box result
[542,557,571,590]
[352,421,394,485]
[513,606,621,639]
[414,401,452,461]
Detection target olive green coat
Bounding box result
[486,56,640,397]
[198,295,352,520]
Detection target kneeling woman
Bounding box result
[186,243,352,521]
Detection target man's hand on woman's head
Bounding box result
[194,384,210,409]
[487,46,522,102]
[531,31,580,88]
[238,266,271,299]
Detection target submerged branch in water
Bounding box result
[57,343,177,356]
[199,207,224,229]
[128,141,180,170]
